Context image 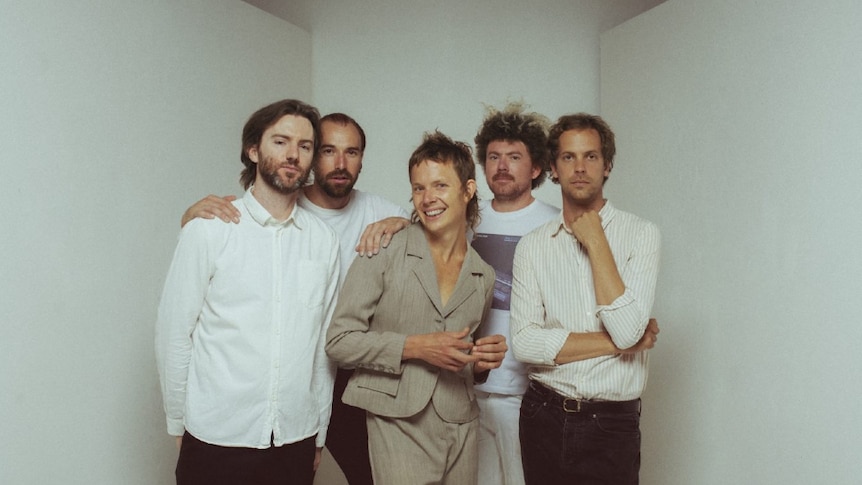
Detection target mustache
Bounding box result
[325,168,354,181]
[492,173,515,182]
[276,157,299,168]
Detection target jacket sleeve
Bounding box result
[325,243,407,375]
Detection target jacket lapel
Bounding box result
[441,248,485,317]
[406,225,445,315]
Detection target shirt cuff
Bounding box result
[545,329,572,366]
[167,417,184,437]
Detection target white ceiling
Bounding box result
[242,0,666,34]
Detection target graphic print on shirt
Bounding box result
[471,233,521,311]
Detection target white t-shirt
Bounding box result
[472,198,559,395]
[299,189,409,283]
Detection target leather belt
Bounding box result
[528,380,640,414]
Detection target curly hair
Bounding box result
[547,113,616,185]
[474,101,550,189]
[408,131,480,230]
[240,99,321,189]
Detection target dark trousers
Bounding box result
[175,432,315,485]
[326,368,374,485]
[519,381,641,485]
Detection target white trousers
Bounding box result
[476,391,525,485]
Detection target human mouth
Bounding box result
[326,170,353,184]
[424,208,445,217]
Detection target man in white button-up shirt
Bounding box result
[510,113,661,485]
[155,99,340,485]
[178,112,410,485]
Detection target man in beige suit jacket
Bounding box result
[326,131,507,485]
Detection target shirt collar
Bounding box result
[242,187,303,229]
[551,200,616,238]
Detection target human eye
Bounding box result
[320,147,334,156]
[300,142,313,152]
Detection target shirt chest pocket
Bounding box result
[288,260,328,309]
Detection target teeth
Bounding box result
[425,209,444,217]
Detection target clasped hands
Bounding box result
[404,328,507,374]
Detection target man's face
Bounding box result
[410,159,474,235]
[249,114,315,194]
[312,121,363,198]
[484,140,540,202]
[551,128,610,211]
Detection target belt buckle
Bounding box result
[562,398,582,413]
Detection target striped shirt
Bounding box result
[510,200,660,402]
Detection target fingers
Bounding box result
[471,334,507,371]
[356,224,384,257]
[182,195,241,227]
[474,333,506,348]
[313,448,322,471]
[356,217,410,257]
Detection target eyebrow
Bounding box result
[271,133,313,144]
[320,143,361,151]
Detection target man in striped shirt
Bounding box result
[510,113,661,485]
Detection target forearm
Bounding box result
[584,235,625,306]
[554,331,623,365]
[326,325,408,373]
[596,223,661,349]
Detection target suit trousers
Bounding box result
[366,402,478,485]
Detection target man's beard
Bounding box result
[489,173,529,201]
[259,156,309,195]
[315,168,356,198]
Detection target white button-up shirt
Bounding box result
[510,201,660,402]
[156,188,340,448]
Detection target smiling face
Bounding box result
[410,159,476,236]
[248,114,315,195]
[551,128,610,214]
[484,139,541,206]
[312,120,363,199]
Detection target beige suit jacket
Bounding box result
[325,223,495,423]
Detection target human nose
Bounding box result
[334,150,347,169]
[496,157,510,171]
[422,188,436,205]
[285,142,299,161]
[573,157,586,173]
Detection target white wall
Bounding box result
[601,1,862,483]
[0,1,311,483]
[1,0,682,483]
[308,0,663,211]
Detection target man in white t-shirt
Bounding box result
[474,104,662,485]
[180,113,409,485]
[468,103,560,485]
